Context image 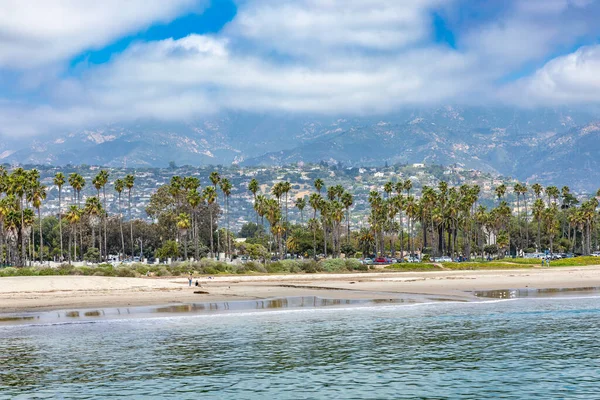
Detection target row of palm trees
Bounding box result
[361,180,600,258]
[163,172,231,260]
[247,178,354,259]
[0,166,136,265]
[3,163,600,264]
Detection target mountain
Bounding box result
[1,106,599,190]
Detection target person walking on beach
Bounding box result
[188,274,193,287]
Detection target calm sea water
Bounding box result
[1,296,600,399]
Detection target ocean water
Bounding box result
[1,296,600,399]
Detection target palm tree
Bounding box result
[309,193,322,259]
[383,181,393,199]
[84,196,103,252]
[29,183,46,262]
[176,213,191,260]
[10,168,28,265]
[65,205,81,264]
[124,174,135,258]
[494,184,506,203]
[313,178,324,195]
[53,172,65,261]
[92,174,103,258]
[533,198,545,251]
[295,197,306,224]
[341,192,353,244]
[403,179,412,196]
[546,186,560,206]
[203,186,217,258]
[248,178,260,225]
[220,178,232,259]
[514,183,522,254]
[68,173,85,260]
[187,188,203,261]
[114,179,125,259]
[97,170,109,260]
[307,217,320,258]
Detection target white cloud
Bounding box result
[0,0,200,68]
[229,0,444,56]
[2,0,600,137]
[502,45,600,105]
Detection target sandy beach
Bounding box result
[1,266,600,314]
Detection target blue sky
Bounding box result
[1,0,600,137]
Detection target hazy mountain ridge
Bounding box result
[1,107,599,190]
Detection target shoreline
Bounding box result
[1,266,600,315]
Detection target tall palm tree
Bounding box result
[203,186,217,258]
[341,192,353,244]
[53,172,65,261]
[514,183,522,254]
[295,197,306,224]
[84,196,103,252]
[494,184,506,203]
[114,178,126,259]
[533,198,545,251]
[187,188,203,261]
[98,170,109,260]
[124,174,135,258]
[29,183,46,262]
[92,174,103,258]
[309,193,322,259]
[383,181,393,199]
[68,173,85,260]
[65,205,81,264]
[403,179,412,196]
[220,178,232,259]
[313,178,324,195]
[248,178,260,225]
[176,213,191,260]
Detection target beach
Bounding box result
[1,266,600,313]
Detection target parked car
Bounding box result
[405,256,421,263]
[374,257,388,264]
[436,256,452,263]
[361,258,374,265]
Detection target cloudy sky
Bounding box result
[1,0,600,137]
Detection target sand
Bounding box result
[1,266,600,313]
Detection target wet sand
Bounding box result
[1,266,600,313]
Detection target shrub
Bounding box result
[116,267,137,278]
[318,259,348,272]
[56,263,75,275]
[300,260,322,273]
[156,267,170,277]
[0,267,18,277]
[242,261,267,273]
[344,258,363,271]
[37,267,56,276]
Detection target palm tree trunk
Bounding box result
[103,187,108,262]
[209,208,214,258]
[38,207,43,262]
[128,190,134,258]
[68,227,72,265]
[323,224,327,258]
[20,197,25,266]
[118,193,125,259]
[58,188,63,261]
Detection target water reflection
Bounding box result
[0,296,430,327]
[473,287,600,299]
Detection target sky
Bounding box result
[1,0,600,137]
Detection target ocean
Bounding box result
[1,295,600,399]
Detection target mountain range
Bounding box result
[2,106,600,191]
